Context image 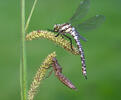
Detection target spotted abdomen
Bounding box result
[70,31,87,79]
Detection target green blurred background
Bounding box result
[0,0,121,100]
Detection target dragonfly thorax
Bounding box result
[54,23,74,34]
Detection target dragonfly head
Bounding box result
[54,24,60,32]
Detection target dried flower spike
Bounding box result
[26,30,79,55]
[28,52,56,100]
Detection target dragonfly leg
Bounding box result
[41,66,51,69]
[63,34,73,51]
[43,68,54,80]
[60,34,64,38]
[55,32,60,37]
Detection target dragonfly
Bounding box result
[52,58,76,90]
[43,57,77,90]
[49,0,105,79]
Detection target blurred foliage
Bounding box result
[0,0,121,100]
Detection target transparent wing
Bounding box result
[69,0,90,25]
[75,15,105,33]
[78,34,87,42]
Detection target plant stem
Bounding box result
[20,0,27,100]
[25,0,38,32]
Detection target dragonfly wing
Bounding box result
[75,15,105,33]
[78,34,87,42]
[69,0,90,25]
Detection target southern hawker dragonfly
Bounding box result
[49,0,105,79]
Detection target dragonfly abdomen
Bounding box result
[70,31,87,79]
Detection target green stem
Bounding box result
[25,0,38,32]
[20,0,27,100]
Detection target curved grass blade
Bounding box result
[75,15,105,33]
[70,0,90,25]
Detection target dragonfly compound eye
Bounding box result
[54,24,59,32]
